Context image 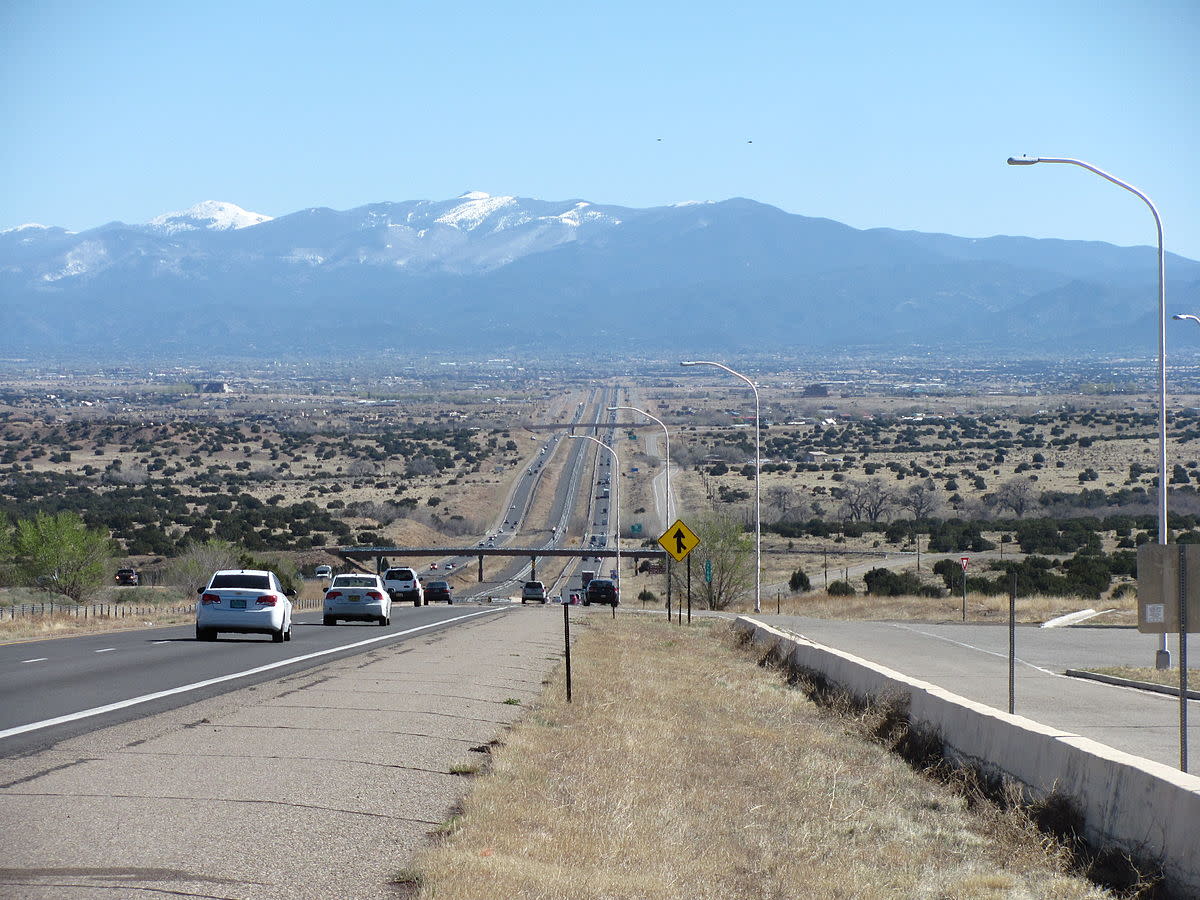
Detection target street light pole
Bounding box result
[569,434,621,603]
[609,404,672,528]
[1008,155,1170,668]
[680,360,761,613]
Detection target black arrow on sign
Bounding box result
[672,527,688,555]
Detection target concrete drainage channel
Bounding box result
[734,616,1200,898]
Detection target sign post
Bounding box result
[1137,543,1197,772]
[960,556,969,622]
[658,519,701,626]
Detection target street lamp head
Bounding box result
[680,361,698,367]
[1173,314,1200,325]
[1007,156,1040,166]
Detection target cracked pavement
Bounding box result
[0,608,564,899]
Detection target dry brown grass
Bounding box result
[413,615,1110,899]
[721,590,1139,625]
[0,608,193,643]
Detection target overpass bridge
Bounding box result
[333,545,667,582]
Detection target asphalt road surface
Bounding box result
[0,605,500,757]
[761,615,1199,771]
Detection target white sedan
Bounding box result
[323,573,391,626]
[196,569,294,642]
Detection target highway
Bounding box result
[0,387,623,757]
[0,604,501,757]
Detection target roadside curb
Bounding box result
[1065,668,1200,701]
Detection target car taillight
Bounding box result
[256,595,278,606]
[366,590,385,600]
[325,590,341,599]
[201,593,221,604]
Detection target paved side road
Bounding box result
[0,608,563,899]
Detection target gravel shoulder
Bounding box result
[0,607,563,899]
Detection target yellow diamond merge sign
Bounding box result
[658,518,700,562]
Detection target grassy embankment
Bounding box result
[410,614,1124,899]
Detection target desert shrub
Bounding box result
[863,567,923,597]
[788,569,811,592]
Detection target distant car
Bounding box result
[584,578,618,607]
[195,569,294,642]
[424,580,453,603]
[521,580,546,604]
[314,565,333,580]
[324,573,391,625]
[383,567,424,606]
[114,568,140,586]
[429,563,439,570]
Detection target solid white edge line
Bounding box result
[0,608,504,741]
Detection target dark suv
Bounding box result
[584,578,618,606]
[114,568,140,586]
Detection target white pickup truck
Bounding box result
[383,566,424,606]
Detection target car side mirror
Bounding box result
[286,589,298,597]
[196,586,205,594]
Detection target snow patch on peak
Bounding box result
[457,191,492,201]
[150,201,273,233]
[436,195,518,230]
[2,223,52,234]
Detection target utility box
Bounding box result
[1136,543,1200,633]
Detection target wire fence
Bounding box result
[0,595,324,621]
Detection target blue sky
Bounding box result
[3,0,1197,258]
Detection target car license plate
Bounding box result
[348,594,361,602]
[230,598,246,609]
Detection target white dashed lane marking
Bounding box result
[22,658,48,664]
[94,648,115,654]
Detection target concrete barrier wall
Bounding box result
[734,616,1200,896]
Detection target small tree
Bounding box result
[667,512,754,610]
[13,512,115,602]
[166,538,241,590]
[788,569,811,592]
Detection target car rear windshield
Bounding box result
[332,576,376,588]
[428,581,449,589]
[387,569,415,579]
[210,574,270,590]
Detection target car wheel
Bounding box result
[323,615,336,626]
[272,627,285,643]
[521,598,526,604]
[196,626,215,641]
[284,623,292,641]
[541,599,548,604]
[583,599,590,606]
[379,615,389,626]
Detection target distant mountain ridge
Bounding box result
[2,193,1197,357]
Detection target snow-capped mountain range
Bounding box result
[148,200,273,233]
[1,193,1197,357]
